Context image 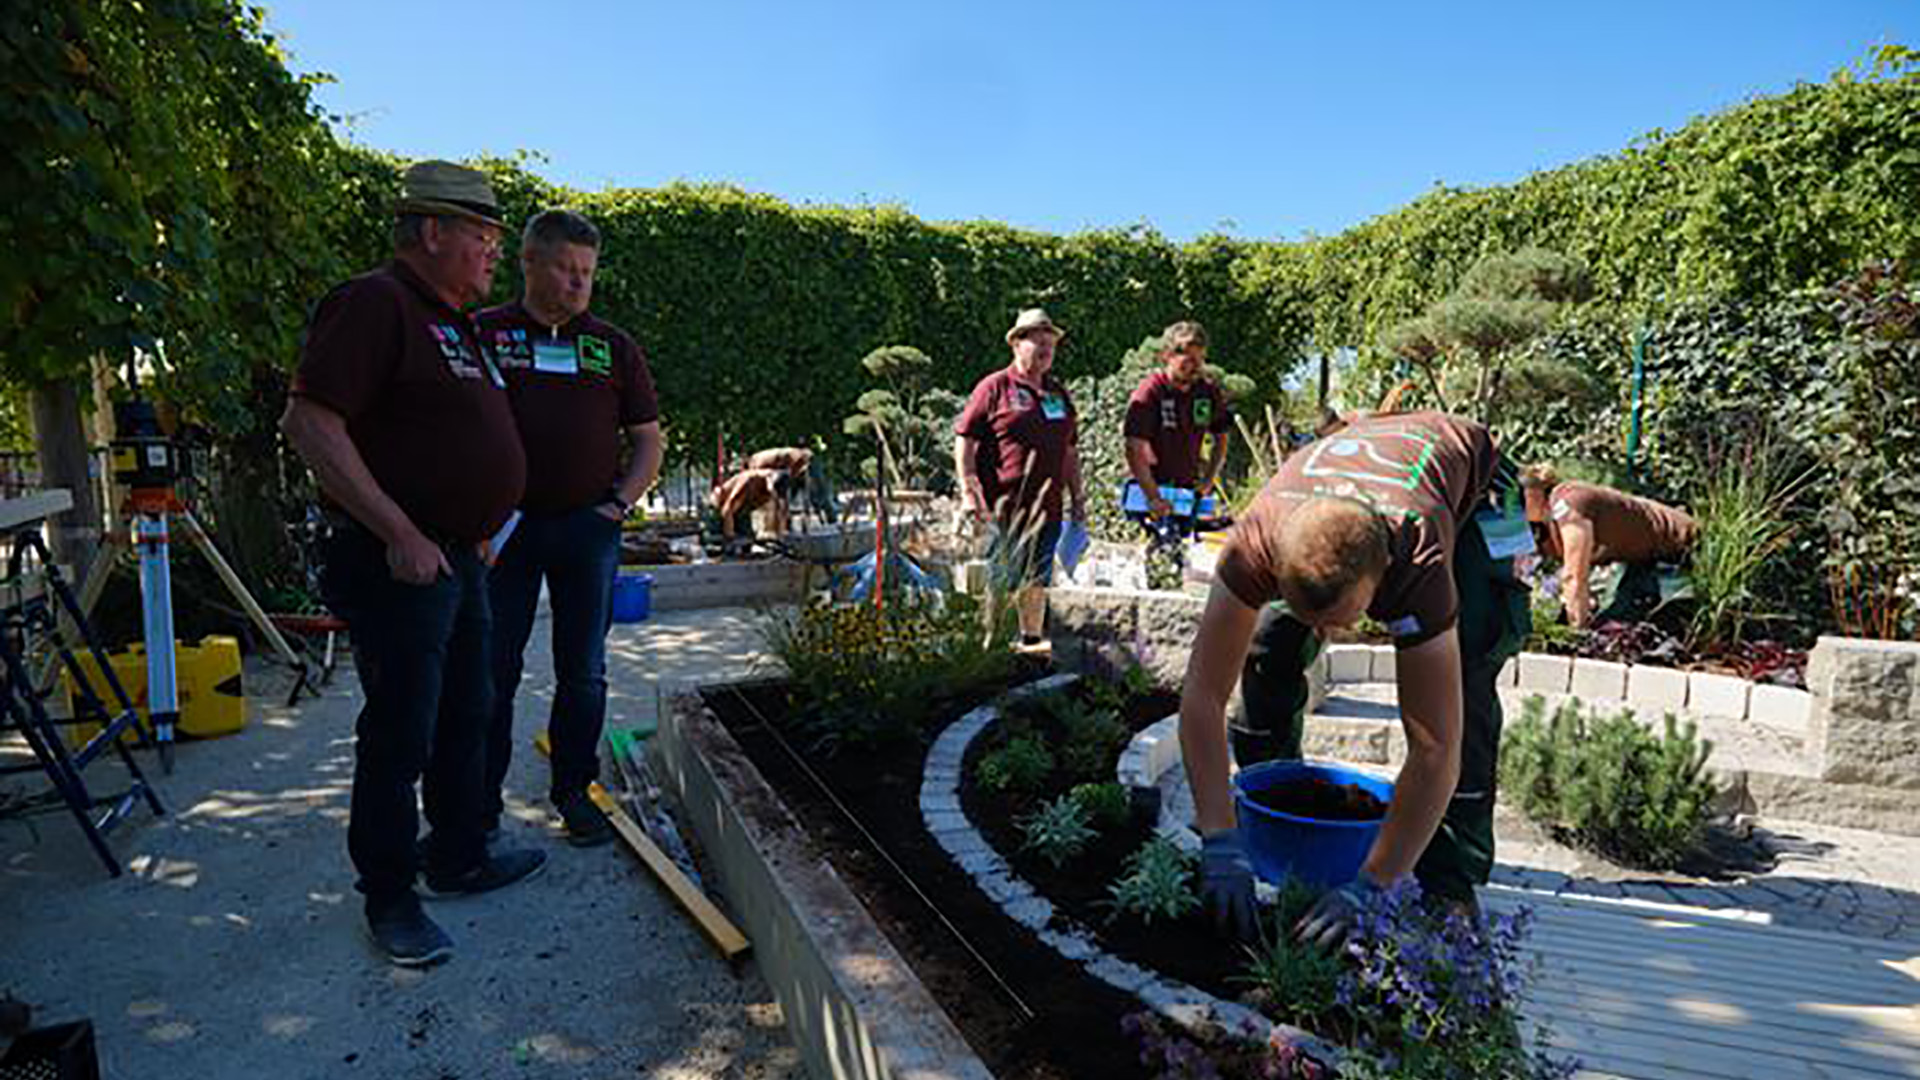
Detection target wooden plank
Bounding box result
[534,731,750,962]
[0,489,73,535]
[1527,983,1920,1071]
[1480,888,1920,1079]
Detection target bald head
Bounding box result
[1274,498,1389,626]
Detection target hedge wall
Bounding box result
[303,55,1917,470]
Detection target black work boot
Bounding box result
[421,847,548,898]
[365,894,453,967]
[554,790,616,848]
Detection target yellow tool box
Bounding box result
[63,636,246,748]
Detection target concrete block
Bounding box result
[1370,645,1398,683]
[1517,653,1572,694]
[1498,656,1519,688]
[1749,684,1812,729]
[1134,591,1205,689]
[1569,658,1629,701]
[1688,671,1751,719]
[1626,665,1689,713]
[1045,587,1136,641]
[1326,644,1373,683]
[1807,636,1920,789]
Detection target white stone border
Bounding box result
[1320,643,1811,726]
[919,674,1340,1063]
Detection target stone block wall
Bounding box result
[1806,637,1920,790]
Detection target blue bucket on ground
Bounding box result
[611,571,653,623]
[1233,761,1395,889]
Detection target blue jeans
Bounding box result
[485,504,623,816]
[322,520,493,905]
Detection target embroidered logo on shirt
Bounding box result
[1300,428,1437,492]
[1160,399,1178,428]
[1192,396,1213,427]
[431,322,486,381]
[578,335,612,375]
[492,328,534,368]
[1386,615,1422,637]
[1550,498,1572,522]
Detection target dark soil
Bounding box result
[706,677,1258,1080]
[1243,776,1387,822]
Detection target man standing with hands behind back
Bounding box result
[479,210,663,848]
[282,161,547,968]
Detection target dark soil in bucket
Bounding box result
[1245,775,1388,822]
[705,677,1251,1080]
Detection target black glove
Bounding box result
[1199,829,1257,942]
[1294,876,1383,952]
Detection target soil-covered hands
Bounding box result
[1199,829,1257,941]
[1295,877,1382,952]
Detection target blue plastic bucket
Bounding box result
[1233,761,1395,889]
[610,571,653,623]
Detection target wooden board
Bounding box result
[534,731,750,962]
[0,489,73,535]
[1483,886,1920,1079]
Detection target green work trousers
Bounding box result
[1233,517,1531,902]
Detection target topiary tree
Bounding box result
[841,345,964,492]
[1381,247,1596,428]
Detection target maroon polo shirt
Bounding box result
[477,303,659,515]
[291,261,525,544]
[955,366,1078,522]
[1123,370,1232,489]
[1216,412,1500,645]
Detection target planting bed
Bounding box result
[702,676,1270,1080]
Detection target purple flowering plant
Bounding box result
[1127,878,1578,1080]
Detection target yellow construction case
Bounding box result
[64,636,246,747]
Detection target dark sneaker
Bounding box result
[365,897,452,967]
[554,792,616,848]
[421,847,547,899]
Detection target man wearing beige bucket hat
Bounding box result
[954,308,1087,645]
[282,159,546,967]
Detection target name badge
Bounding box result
[1040,393,1067,420]
[533,340,578,375]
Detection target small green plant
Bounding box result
[1500,694,1717,869]
[1049,702,1129,785]
[1019,794,1096,868]
[1234,876,1346,1032]
[1106,836,1199,924]
[1686,433,1815,649]
[1069,782,1131,829]
[977,734,1054,794]
[1525,593,1577,653]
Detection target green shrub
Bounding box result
[1069,782,1132,829]
[1019,795,1097,868]
[1500,695,1717,869]
[1234,876,1346,1031]
[977,734,1055,795]
[1033,692,1129,785]
[762,594,1012,754]
[1106,836,1199,924]
[1686,432,1816,649]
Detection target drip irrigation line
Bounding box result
[720,684,1037,1025]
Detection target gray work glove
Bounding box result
[1295,876,1384,953]
[1199,829,1257,942]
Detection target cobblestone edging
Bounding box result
[1117,717,1920,942]
[918,674,1341,1063]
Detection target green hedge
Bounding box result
[296,54,1918,474]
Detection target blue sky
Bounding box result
[266,1,1915,242]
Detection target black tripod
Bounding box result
[0,492,166,877]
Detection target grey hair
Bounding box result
[392,213,435,251]
[522,208,601,254]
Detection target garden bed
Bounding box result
[701,676,1183,1080]
[693,670,1557,1079]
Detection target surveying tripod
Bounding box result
[67,400,311,774]
[0,489,166,877]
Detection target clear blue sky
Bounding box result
[266,1,1914,242]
